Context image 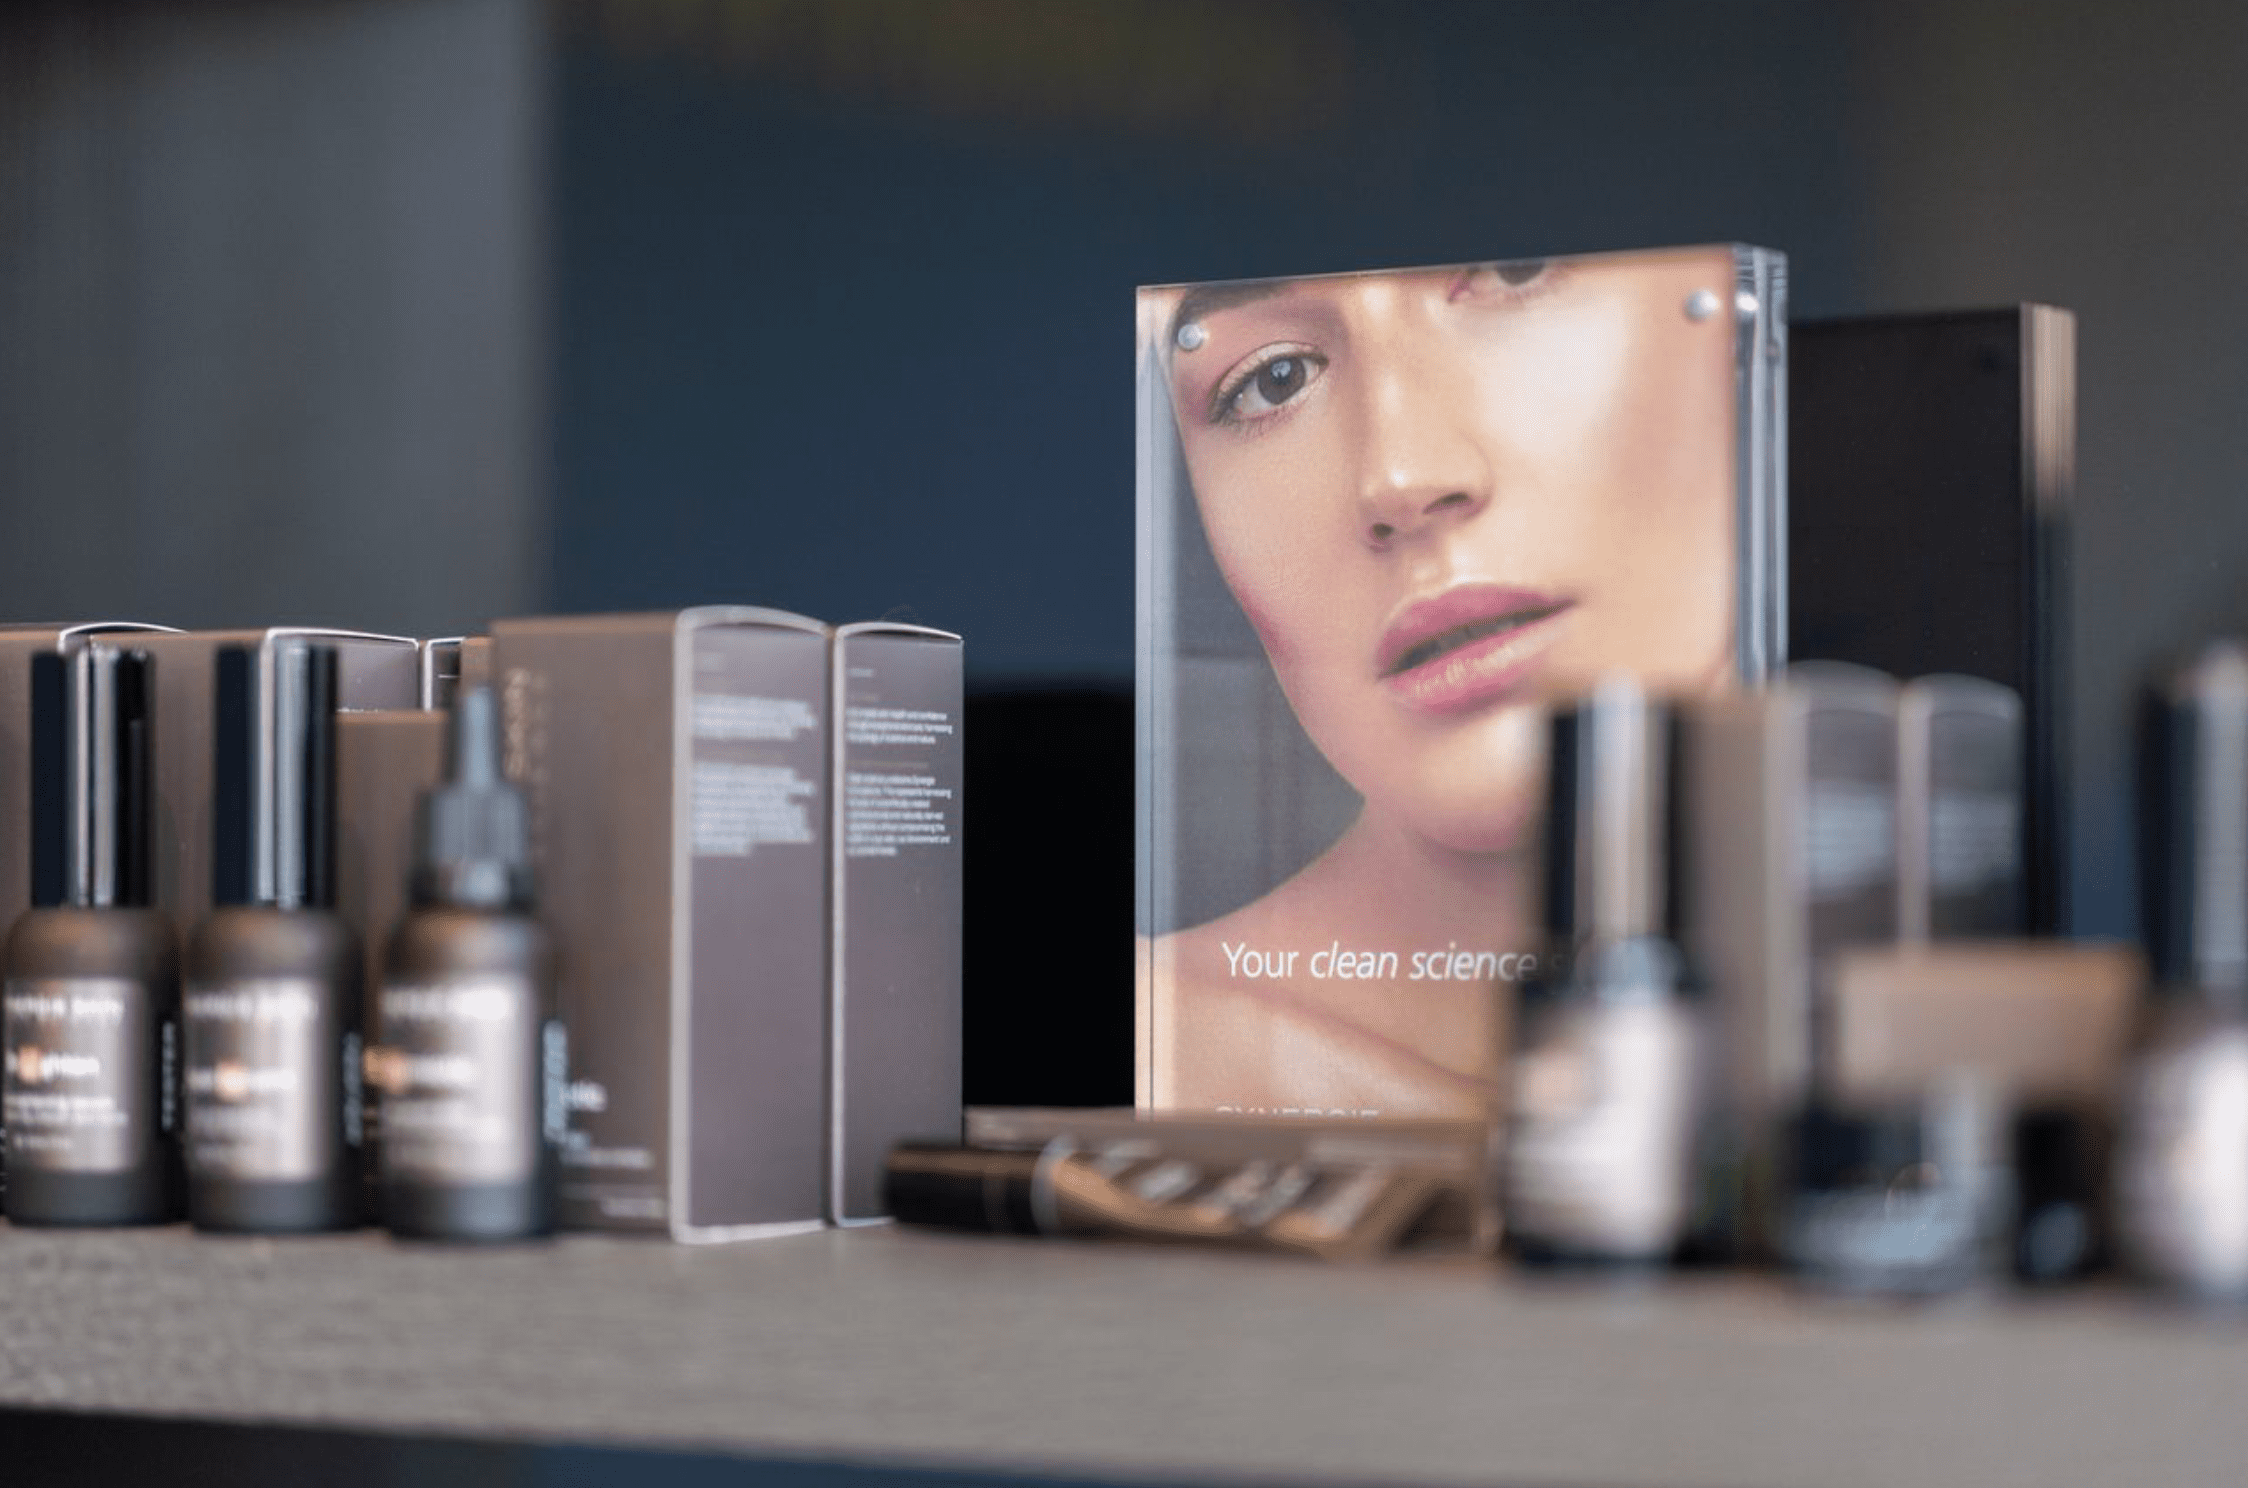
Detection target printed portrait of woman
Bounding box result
[1136,245,1775,1120]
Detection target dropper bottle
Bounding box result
[3,644,181,1225]
[373,685,560,1241]
[184,642,365,1232]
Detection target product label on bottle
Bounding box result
[370,975,541,1185]
[1507,998,1702,1258]
[3,976,156,1174]
[184,977,343,1182]
[2120,1024,2248,1294]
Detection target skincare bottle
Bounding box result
[1506,677,1704,1266]
[184,643,365,1233]
[372,686,560,1241]
[3,645,181,1225]
[2118,642,2248,1298]
[1896,675,2099,1283]
[1765,666,2013,1294]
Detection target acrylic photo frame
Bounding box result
[1135,244,1786,1118]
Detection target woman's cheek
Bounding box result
[1194,449,1359,668]
[1466,296,1633,464]
[1226,545,1347,669]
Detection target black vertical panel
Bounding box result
[211,647,253,909]
[1540,710,1580,944]
[298,645,340,911]
[960,688,1133,1109]
[1790,310,2068,934]
[27,651,67,910]
[116,651,153,909]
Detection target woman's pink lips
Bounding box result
[1377,588,1575,716]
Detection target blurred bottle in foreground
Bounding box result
[1505,678,1704,1267]
[2119,641,2248,1299]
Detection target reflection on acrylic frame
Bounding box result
[1135,244,1786,1119]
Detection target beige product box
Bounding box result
[493,609,830,1240]
[1827,941,2142,1107]
[1687,664,1899,1254]
[0,623,179,935]
[1689,663,1901,1126]
[1897,675,2025,942]
[829,623,963,1224]
[135,630,420,928]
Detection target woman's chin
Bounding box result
[1415,805,1535,857]
[1321,708,1545,858]
[1381,770,1542,857]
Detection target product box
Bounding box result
[492,608,830,1240]
[1791,307,2074,933]
[336,709,446,1020]
[1897,675,2024,941]
[1689,662,1899,1126]
[420,638,461,709]
[1826,942,2140,1109]
[1688,662,1899,1255]
[135,630,420,927]
[417,635,493,710]
[1136,245,1787,1118]
[0,624,178,937]
[829,622,963,1223]
[335,700,447,1198]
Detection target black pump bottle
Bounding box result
[375,685,560,1241]
[3,645,182,1225]
[1506,677,1704,1266]
[184,643,364,1233]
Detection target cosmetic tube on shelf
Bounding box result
[963,1106,1497,1253]
[885,1140,1444,1261]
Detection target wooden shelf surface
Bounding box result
[2,1223,2245,1486]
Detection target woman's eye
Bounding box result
[1454,259,1556,301]
[1215,347,1328,425]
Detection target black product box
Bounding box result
[1791,307,2073,932]
[828,622,962,1223]
[493,608,829,1240]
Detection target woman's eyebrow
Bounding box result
[1169,280,1292,346]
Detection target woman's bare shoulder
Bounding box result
[1142,894,1494,1119]
[1142,910,1289,1108]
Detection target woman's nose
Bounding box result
[1352,358,1495,550]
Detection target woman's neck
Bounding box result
[1283,807,1533,949]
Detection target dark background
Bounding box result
[5,1,2248,1481]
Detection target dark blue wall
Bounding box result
[551,0,1867,683]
